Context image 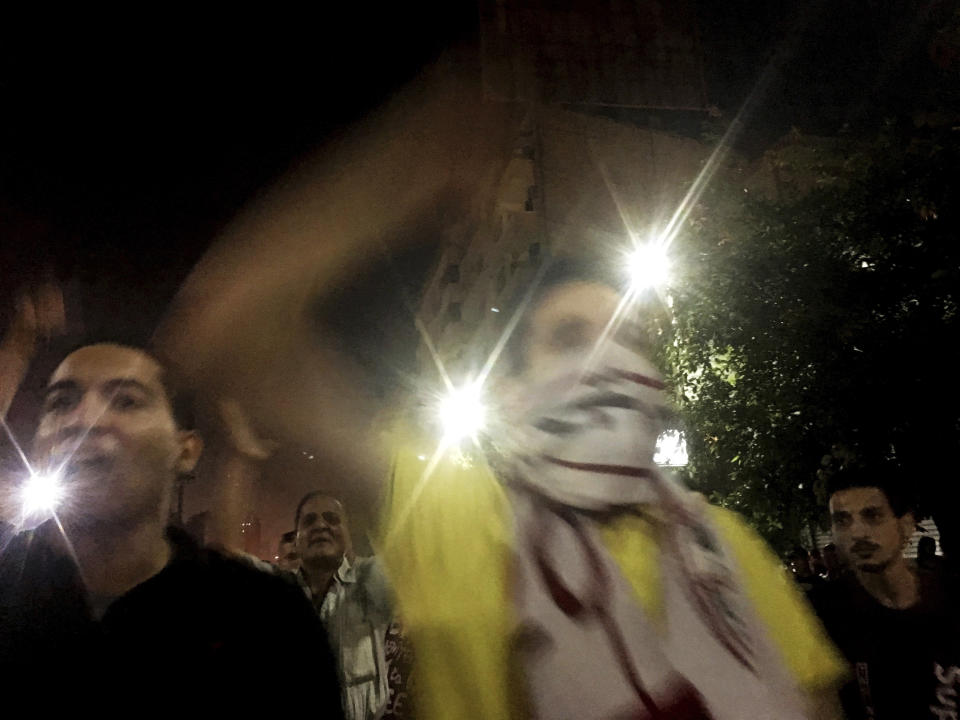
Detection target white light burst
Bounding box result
[627,242,670,291]
[654,430,688,467]
[21,470,65,516]
[437,382,486,442]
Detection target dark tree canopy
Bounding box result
[662,120,960,552]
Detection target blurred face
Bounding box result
[33,344,201,528]
[511,281,666,459]
[295,495,347,571]
[830,487,913,575]
[523,282,626,380]
[277,539,300,572]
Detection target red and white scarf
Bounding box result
[501,337,807,720]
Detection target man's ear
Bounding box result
[176,430,204,474]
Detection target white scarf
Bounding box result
[501,336,807,720]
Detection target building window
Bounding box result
[529,242,541,261]
[497,266,507,293]
[443,264,460,284]
[447,302,462,322]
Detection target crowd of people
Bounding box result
[1,260,958,718]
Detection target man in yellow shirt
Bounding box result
[156,74,845,719]
[380,259,847,720]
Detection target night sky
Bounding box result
[2,2,945,343]
[0,3,474,345]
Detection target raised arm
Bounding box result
[1,285,65,420]
[154,67,512,503]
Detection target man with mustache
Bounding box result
[814,464,960,719]
[295,491,393,720]
[0,342,344,712]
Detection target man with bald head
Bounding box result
[295,491,393,720]
[0,342,343,711]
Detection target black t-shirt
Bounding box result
[0,522,344,713]
[812,569,960,720]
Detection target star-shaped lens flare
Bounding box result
[626,241,670,292]
[437,382,486,442]
[21,469,65,516]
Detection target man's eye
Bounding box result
[44,394,76,413]
[551,320,591,350]
[112,394,142,410]
[832,515,852,528]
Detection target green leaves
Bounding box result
[662,123,960,551]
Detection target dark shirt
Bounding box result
[0,521,345,713]
[812,569,960,720]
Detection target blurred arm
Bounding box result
[1,285,65,420]
[155,66,511,505]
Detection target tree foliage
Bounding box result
[661,122,960,552]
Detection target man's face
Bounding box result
[277,539,300,572]
[523,282,627,380]
[514,281,667,457]
[295,495,347,570]
[830,487,913,574]
[32,344,201,527]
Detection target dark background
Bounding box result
[2,1,949,356]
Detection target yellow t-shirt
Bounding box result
[379,444,846,720]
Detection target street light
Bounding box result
[627,241,670,291]
[654,430,688,467]
[437,382,486,442]
[21,469,65,516]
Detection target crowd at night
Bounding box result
[3,2,960,718]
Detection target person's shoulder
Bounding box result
[703,504,771,555]
[167,527,306,599]
[0,522,61,588]
[351,554,380,577]
[202,547,304,594]
[808,575,862,622]
[701,505,849,691]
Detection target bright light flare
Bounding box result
[437,382,486,442]
[627,241,670,291]
[21,470,65,516]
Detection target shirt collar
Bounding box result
[334,555,356,585]
[296,554,354,600]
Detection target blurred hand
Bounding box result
[9,283,66,348]
[2,283,66,419]
[218,397,279,461]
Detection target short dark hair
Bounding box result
[294,491,344,531]
[787,546,809,562]
[826,463,913,518]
